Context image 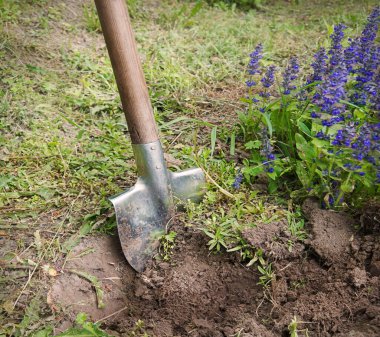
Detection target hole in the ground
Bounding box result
[305,245,331,270]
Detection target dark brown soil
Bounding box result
[50,200,380,337]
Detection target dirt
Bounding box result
[49,200,380,337]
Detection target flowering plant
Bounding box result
[237,7,380,208]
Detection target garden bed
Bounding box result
[49,200,380,337]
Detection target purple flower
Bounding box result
[247,44,263,77]
[260,127,276,173]
[261,65,276,89]
[359,7,380,58]
[328,195,334,207]
[316,131,330,140]
[328,24,347,70]
[313,64,348,117]
[282,57,299,95]
[246,80,257,87]
[344,37,360,72]
[351,7,380,105]
[232,173,244,189]
[308,48,328,84]
[331,123,356,147]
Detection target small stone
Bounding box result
[349,267,367,288]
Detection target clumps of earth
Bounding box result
[50,200,380,336]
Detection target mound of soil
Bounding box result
[50,201,380,337]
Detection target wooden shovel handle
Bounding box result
[94,0,158,144]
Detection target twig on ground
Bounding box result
[95,306,128,324]
[202,167,236,199]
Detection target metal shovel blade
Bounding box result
[110,141,205,272]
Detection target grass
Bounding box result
[0,0,378,335]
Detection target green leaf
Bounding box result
[243,165,264,177]
[203,230,215,239]
[296,133,316,161]
[55,325,113,337]
[340,178,355,193]
[26,64,46,74]
[295,161,310,187]
[230,132,235,156]
[245,140,262,150]
[354,108,366,119]
[227,246,242,252]
[246,258,256,267]
[267,171,277,180]
[0,175,15,189]
[311,138,328,149]
[33,326,53,337]
[295,133,307,146]
[19,296,40,330]
[262,113,273,136]
[61,221,94,253]
[76,313,87,325]
[68,270,105,309]
[297,121,311,136]
[36,188,56,200]
[268,179,278,193]
[210,126,217,156]
[189,1,203,17]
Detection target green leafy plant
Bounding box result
[57,315,149,337]
[205,0,265,11]
[257,263,275,287]
[238,8,380,209]
[56,313,114,337]
[159,231,177,261]
[287,207,307,241]
[158,1,203,28]
[127,320,149,337]
[83,3,100,33]
[0,0,21,22]
[288,316,310,337]
[202,210,237,252]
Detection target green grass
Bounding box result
[0,0,378,335]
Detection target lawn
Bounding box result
[0,1,379,336]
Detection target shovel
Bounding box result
[94,0,205,272]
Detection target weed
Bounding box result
[206,0,264,11]
[0,0,20,23]
[202,210,237,252]
[290,279,307,290]
[287,207,307,241]
[157,1,203,29]
[56,313,113,337]
[128,319,149,337]
[246,247,266,267]
[257,263,275,287]
[158,230,177,261]
[288,316,310,337]
[83,3,101,33]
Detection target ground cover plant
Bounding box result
[237,6,380,209]
[0,0,379,337]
